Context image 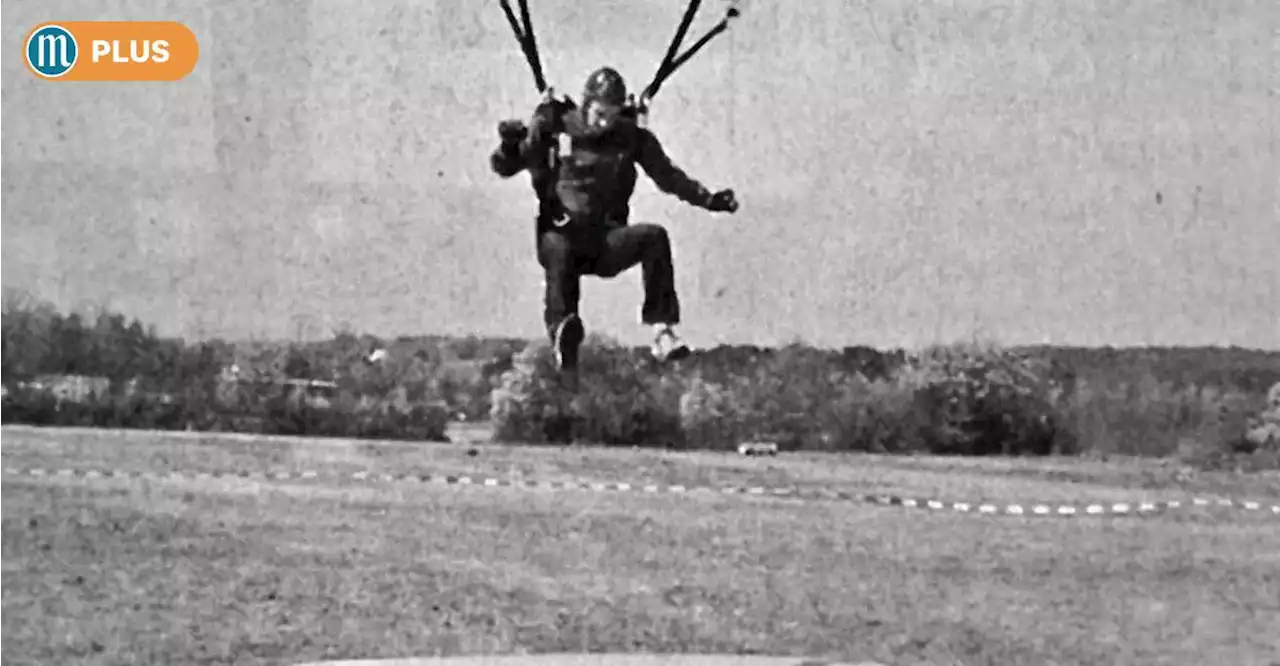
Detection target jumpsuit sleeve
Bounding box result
[635,128,714,208]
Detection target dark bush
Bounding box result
[864,342,1079,456]
[678,344,865,451]
[490,336,685,447]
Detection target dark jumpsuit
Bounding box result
[490,101,719,340]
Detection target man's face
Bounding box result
[585,100,622,130]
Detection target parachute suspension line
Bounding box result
[638,0,743,119]
[497,1,525,48]
[653,7,739,92]
[516,0,547,93]
[650,0,703,102]
[498,0,548,93]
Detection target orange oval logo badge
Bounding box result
[24,21,198,81]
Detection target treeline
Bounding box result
[4,294,1278,468]
[0,297,450,441]
[0,385,448,441]
[1,301,228,395]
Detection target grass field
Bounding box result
[3,426,1280,665]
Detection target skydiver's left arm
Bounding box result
[635,128,715,209]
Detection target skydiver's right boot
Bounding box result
[651,324,691,363]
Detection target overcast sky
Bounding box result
[3,0,1276,349]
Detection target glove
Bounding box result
[498,119,528,145]
[706,188,739,213]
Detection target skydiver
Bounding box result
[490,66,739,373]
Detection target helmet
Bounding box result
[582,66,628,108]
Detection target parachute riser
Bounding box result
[498,0,547,93]
[639,1,741,122]
[496,0,741,127]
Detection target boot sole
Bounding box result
[653,344,693,364]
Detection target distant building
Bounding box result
[276,378,339,408]
[216,365,339,409]
[20,374,112,403]
[6,374,178,406]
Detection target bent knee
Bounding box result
[632,223,670,246]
